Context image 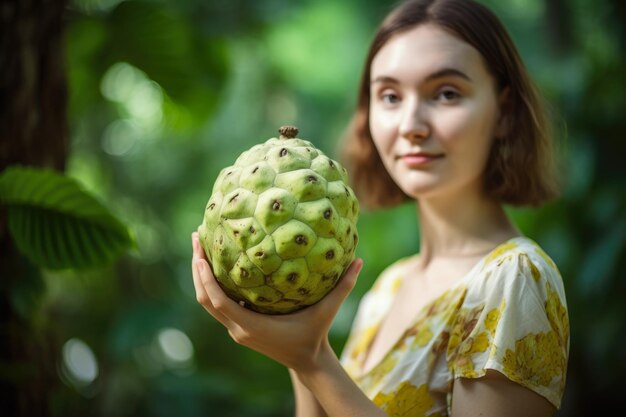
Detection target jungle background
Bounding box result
[1,0,624,416]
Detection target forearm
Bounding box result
[290,369,328,417]
[294,341,387,417]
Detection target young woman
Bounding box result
[191,0,569,416]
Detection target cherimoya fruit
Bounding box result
[198,126,359,314]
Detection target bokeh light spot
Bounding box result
[62,338,99,386]
[157,327,194,365]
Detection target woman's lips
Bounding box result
[400,153,444,167]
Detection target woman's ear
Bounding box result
[495,86,511,139]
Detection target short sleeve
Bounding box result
[446,250,569,409]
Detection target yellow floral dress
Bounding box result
[340,237,569,416]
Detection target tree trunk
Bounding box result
[0,0,69,415]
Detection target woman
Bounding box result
[191,0,569,415]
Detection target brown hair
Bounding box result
[340,0,561,210]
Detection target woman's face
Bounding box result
[369,23,507,201]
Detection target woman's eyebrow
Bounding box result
[424,67,472,82]
[370,67,472,85]
[370,75,400,85]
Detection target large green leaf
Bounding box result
[0,166,134,270]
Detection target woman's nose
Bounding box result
[399,98,429,141]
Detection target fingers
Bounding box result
[191,232,257,326]
[191,261,230,325]
[195,257,256,325]
[191,233,233,327]
[192,231,207,260]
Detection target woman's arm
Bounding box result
[289,369,328,417]
[291,341,387,417]
[191,232,386,417]
[451,370,556,417]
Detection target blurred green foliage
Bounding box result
[0,166,133,270]
[30,0,626,415]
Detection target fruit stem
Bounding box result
[279,125,298,139]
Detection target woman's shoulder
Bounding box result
[450,237,570,410]
[368,253,418,295]
[480,236,560,275]
[342,254,419,345]
[471,236,565,301]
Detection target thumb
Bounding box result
[315,258,363,318]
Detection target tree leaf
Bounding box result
[0,166,134,270]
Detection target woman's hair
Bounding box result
[341,0,561,209]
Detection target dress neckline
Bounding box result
[356,235,528,378]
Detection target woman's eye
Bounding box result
[437,89,460,101]
[381,92,400,104]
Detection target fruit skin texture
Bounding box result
[198,132,359,314]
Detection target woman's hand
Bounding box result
[191,231,363,373]
[192,232,387,417]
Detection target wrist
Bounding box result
[293,339,337,388]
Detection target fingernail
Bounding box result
[356,258,364,273]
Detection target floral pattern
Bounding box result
[340,237,569,416]
[373,381,440,417]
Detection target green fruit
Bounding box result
[198,126,359,314]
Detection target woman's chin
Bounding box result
[397,181,445,200]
